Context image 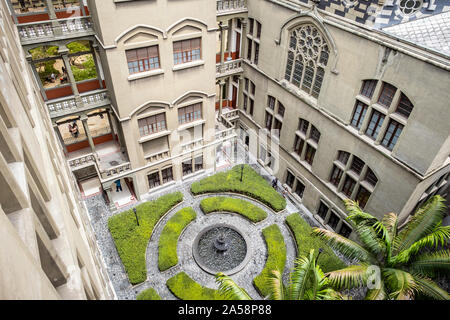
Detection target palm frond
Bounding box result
[408,250,450,278]
[215,273,252,300]
[325,264,370,290]
[383,268,420,300]
[395,195,446,254]
[411,274,450,300]
[344,199,379,227]
[268,269,286,300]
[287,250,316,300]
[353,223,387,257]
[312,228,376,264]
[365,285,388,300]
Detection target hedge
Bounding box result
[137,287,161,300]
[158,207,197,271]
[253,225,286,298]
[200,197,267,223]
[191,165,286,212]
[285,213,346,273]
[166,272,223,300]
[108,192,183,285]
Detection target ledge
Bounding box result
[172,60,204,72]
[177,119,206,131]
[138,130,171,144]
[128,69,164,81]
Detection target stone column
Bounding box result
[44,0,63,36]
[81,115,96,153]
[53,123,68,155]
[92,44,104,89]
[240,19,248,60]
[106,109,118,142]
[238,75,244,110]
[219,22,227,67]
[218,80,226,117]
[59,45,83,106]
[227,19,233,59]
[26,54,47,101]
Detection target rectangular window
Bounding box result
[339,224,352,238]
[245,78,249,91]
[256,21,262,39]
[342,176,356,197]
[350,156,365,175]
[273,118,282,132]
[182,159,192,176]
[286,171,295,188]
[294,180,305,198]
[365,110,385,140]
[317,201,329,220]
[330,165,343,187]
[298,119,309,134]
[243,93,248,112]
[360,80,377,98]
[305,144,316,165]
[364,168,378,186]
[250,82,256,95]
[178,103,202,124]
[278,103,285,117]
[138,113,166,137]
[194,156,203,171]
[248,18,254,35]
[355,186,371,209]
[381,120,403,150]
[148,172,161,189]
[162,167,173,184]
[265,112,273,130]
[173,38,201,65]
[268,96,276,110]
[247,39,252,60]
[293,135,305,156]
[249,98,254,116]
[254,43,259,64]
[378,83,396,107]
[396,93,413,118]
[310,126,321,143]
[126,46,160,74]
[327,211,340,230]
[351,101,368,129]
[337,151,350,165]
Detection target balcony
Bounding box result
[17,16,94,45]
[216,0,248,16]
[216,58,243,78]
[47,89,110,118]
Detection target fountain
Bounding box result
[193,224,251,275]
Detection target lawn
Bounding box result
[137,287,161,300]
[191,164,286,212]
[166,272,223,300]
[158,207,197,271]
[285,213,346,272]
[200,196,268,223]
[108,192,183,284]
[253,224,286,298]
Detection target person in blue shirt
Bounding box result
[115,179,122,192]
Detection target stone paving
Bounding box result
[83,142,346,300]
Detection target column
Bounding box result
[227,19,233,60]
[44,0,62,36]
[240,19,248,60]
[219,22,227,67]
[218,80,226,117]
[81,115,96,153]
[238,75,244,110]
[106,109,118,142]
[59,45,83,106]
[53,123,68,155]
[92,44,104,89]
[26,54,47,101]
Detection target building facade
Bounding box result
[1,0,449,299]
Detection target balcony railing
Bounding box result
[216,59,243,77]
[68,153,96,169]
[222,109,239,121]
[47,89,110,118]
[146,149,170,164]
[100,162,132,180]
[181,139,203,152]
[216,0,248,14]
[17,16,94,44]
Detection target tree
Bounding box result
[215,249,345,300]
[312,195,450,300]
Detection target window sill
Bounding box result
[128,69,164,81]
[172,60,204,72]
[138,130,171,144]
[177,119,205,131]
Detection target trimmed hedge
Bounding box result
[191,165,286,212]
[108,192,183,285]
[166,272,223,300]
[200,197,267,223]
[285,213,346,272]
[158,207,197,271]
[137,287,161,300]
[253,225,286,298]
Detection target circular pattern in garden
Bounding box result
[193,224,251,275]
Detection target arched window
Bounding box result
[284,24,330,98]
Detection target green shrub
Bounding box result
[166,272,223,300]
[108,192,183,285]
[285,213,346,272]
[136,287,161,300]
[253,225,286,298]
[71,56,97,82]
[191,165,286,212]
[158,207,196,271]
[200,197,267,223]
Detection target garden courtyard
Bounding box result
[84,161,349,300]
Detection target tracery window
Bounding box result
[399,0,423,16]
[285,24,330,98]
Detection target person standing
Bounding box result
[272,177,278,190]
[115,179,122,192]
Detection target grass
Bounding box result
[166,272,223,300]
[200,196,268,223]
[285,213,346,273]
[158,207,197,271]
[253,224,286,298]
[136,287,161,300]
[108,192,183,285]
[191,164,286,212]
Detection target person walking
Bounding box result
[272,177,278,190]
[115,179,122,192]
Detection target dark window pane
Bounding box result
[162,167,173,184]
[337,151,350,165]
[381,120,403,150]
[298,118,309,133]
[305,144,316,165]
[339,224,352,238]
[355,186,371,209]
[327,212,340,230]
[351,101,368,129]
[286,171,295,188]
[365,110,385,139]
[148,172,161,189]
[396,93,413,118]
[294,180,305,198]
[310,126,321,143]
[360,80,377,98]
[378,82,396,107]
[318,201,329,219]
[350,156,365,175]
[330,165,343,187]
[342,176,356,197]
[294,135,305,156]
[364,168,378,186]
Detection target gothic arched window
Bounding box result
[284,24,330,98]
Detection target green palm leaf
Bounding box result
[268,269,286,300]
[215,273,252,300]
[287,250,316,300]
[408,250,450,278]
[411,274,450,300]
[383,268,420,300]
[325,264,370,290]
